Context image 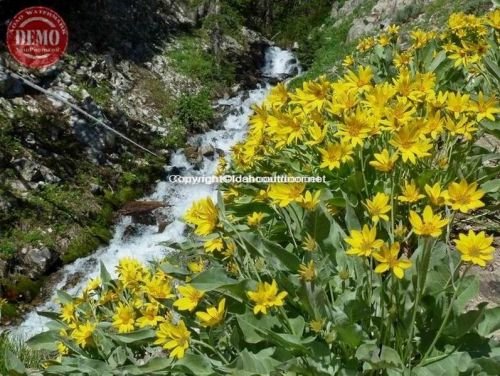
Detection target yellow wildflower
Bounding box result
[184,197,218,236]
[298,261,316,281]
[398,181,425,203]
[173,285,204,312]
[112,303,136,333]
[204,237,224,253]
[345,225,384,257]
[446,180,485,213]
[455,230,495,267]
[71,321,95,348]
[116,257,145,288]
[424,183,449,206]
[187,258,205,274]
[302,233,317,252]
[267,183,305,207]
[299,191,321,211]
[470,92,499,122]
[247,280,288,315]
[373,242,412,279]
[310,318,326,333]
[154,320,190,359]
[409,205,448,237]
[247,212,265,227]
[196,298,226,327]
[60,302,76,323]
[319,142,354,170]
[369,149,398,172]
[364,193,392,223]
[136,303,164,328]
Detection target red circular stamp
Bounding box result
[6,6,68,69]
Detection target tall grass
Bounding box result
[0,331,49,374]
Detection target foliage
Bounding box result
[174,91,214,131]
[24,9,500,376]
[0,331,49,376]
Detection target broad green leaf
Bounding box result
[174,354,215,375]
[481,178,500,193]
[261,238,301,271]
[356,343,403,370]
[4,349,27,376]
[336,322,366,348]
[230,348,281,374]
[478,307,500,337]
[413,351,472,375]
[111,328,156,344]
[191,267,238,291]
[454,276,479,312]
[56,290,74,305]
[236,312,280,344]
[26,330,58,351]
[100,261,112,285]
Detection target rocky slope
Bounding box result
[0,0,271,322]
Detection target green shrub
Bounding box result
[175,90,214,131]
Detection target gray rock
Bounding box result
[19,246,55,279]
[200,144,215,158]
[12,158,61,185]
[0,67,24,98]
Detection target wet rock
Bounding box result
[12,158,61,185]
[184,145,203,168]
[18,246,55,279]
[122,224,141,240]
[0,66,24,98]
[119,200,166,225]
[200,144,215,158]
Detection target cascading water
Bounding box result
[15,46,300,337]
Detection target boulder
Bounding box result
[119,200,166,225]
[12,158,61,185]
[18,246,55,279]
[0,66,24,98]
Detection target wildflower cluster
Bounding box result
[29,10,499,376]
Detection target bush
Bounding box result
[175,90,214,131]
[26,10,500,375]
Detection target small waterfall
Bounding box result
[15,47,300,338]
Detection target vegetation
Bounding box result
[0,331,48,375]
[17,9,500,375]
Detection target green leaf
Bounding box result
[236,312,280,344]
[100,261,112,285]
[26,330,59,351]
[427,50,447,72]
[261,238,301,271]
[481,178,500,193]
[159,263,190,277]
[305,205,331,244]
[444,303,487,340]
[190,267,238,291]
[454,276,479,312]
[229,348,281,374]
[336,322,366,348]
[4,349,27,376]
[174,354,215,375]
[56,290,74,305]
[478,307,500,337]
[355,343,403,370]
[413,351,472,375]
[111,328,156,344]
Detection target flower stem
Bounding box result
[404,237,433,364]
[419,265,471,364]
[191,339,229,365]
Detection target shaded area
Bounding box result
[0,0,191,62]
